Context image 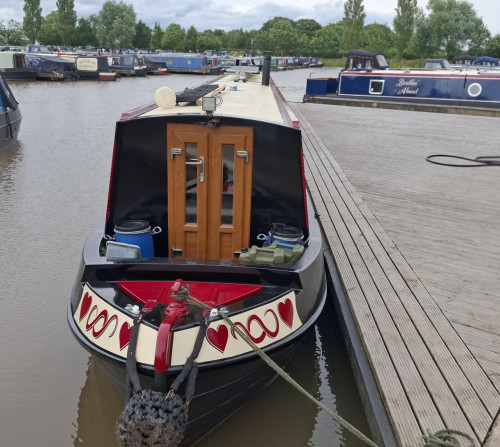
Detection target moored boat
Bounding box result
[0,51,38,81]
[0,73,22,150]
[154,53,222,74]
[67,57,327,446]
[75,55,117,81]
[304,49,500,109]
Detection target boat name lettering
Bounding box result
[397,86,420,95]
[396,78,419,87]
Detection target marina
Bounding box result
[0,66,499,447]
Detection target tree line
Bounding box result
[1,0,499,59]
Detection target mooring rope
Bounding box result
[172,284,380,447]
[422,428,475,447]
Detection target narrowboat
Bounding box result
[67,57,327,446]
[75,55,117,81]
[304,49,500,109]
[108,53,148,77]
[0,73,22,151]
[0,51,37,81]
[153,53,222,74]
[25,53,79,80]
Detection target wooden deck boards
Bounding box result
[291,102,500,447]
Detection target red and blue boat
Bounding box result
[305,50,500,109]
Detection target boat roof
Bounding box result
[137,72,285,124]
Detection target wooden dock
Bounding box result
[291,102,500,447]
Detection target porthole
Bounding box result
[468,83,482,97]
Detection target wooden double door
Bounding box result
[167,124,253,260]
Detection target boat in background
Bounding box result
[0,51,37,81]
[25,53,80,80]
[75,55,117,81]
[0,73,22,150]
[68,57,327,446]
[304,49,500,109]
[152,53,222,74]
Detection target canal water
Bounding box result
[0,67,369,447]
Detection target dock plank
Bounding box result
[291,102,500,446]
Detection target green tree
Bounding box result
[150,23,163,50]
[393,0,418,58]
[94,1,136,48]
[268,19,300,55]
[37,11,61,45]
[261,17,294,33]
[362,23,396,56]
[222,28,247,51]
[295,19,322,38]
[74,17,97,47]
[197,33,222,52]
[23,0,42,42]
[309,23,342,58]
[57,0,77,46]
[161,23,186,51]
[424,0,490,58]
[484,34,500,58]
[185,25,198,52]
[342,0,366,51]
[0,20,26,45]
[133,20,151,49]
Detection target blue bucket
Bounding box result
[267,225,304,247]
[114,220,161,258]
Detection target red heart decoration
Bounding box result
[119,322,133,350]
[207,324,229,353]
[278,298,294,328]
[79,292,92,321]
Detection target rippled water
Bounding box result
[0,68,367,447]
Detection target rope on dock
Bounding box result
[426,154,500,167]
[422,428,475,446]
[172,284,380,447]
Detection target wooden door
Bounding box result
[167,124,253,260]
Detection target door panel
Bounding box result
[167,124,253,260]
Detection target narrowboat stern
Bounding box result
[68,60,327,446]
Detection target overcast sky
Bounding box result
[2,0,499,36]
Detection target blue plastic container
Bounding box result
[114,220,159,258]
[267,225,304,248]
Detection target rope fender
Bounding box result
[116,311,207,447]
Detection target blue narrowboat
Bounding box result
[304,50,500,109]
[152,53,222,74]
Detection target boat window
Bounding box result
[376,55,389,69]
[369,79,385,95]
[221,144,234,225]
[185,143,198,224]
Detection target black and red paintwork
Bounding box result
[68,66,327,445]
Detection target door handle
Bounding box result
[185,156,204,182]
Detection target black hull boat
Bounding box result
[68,57,327,446]
[0,73,22,151]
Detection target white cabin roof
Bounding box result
[141,73,285,124]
